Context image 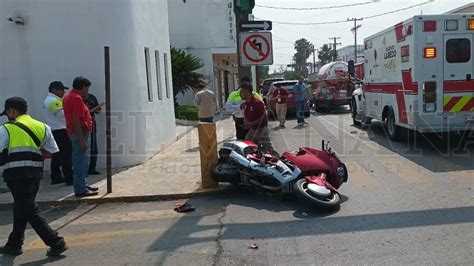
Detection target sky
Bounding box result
[252,0,474,72]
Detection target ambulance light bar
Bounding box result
[423,47,436,58]
[468,20,474,30]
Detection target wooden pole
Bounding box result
[198,123,218,189]
[105,46,112,194]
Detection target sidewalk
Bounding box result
[0,117,235,208]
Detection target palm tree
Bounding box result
[171,47,205,106]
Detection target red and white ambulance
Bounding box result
[352,14,474,140]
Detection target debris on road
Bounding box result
[174,202,196,213]
[248,244,259,250]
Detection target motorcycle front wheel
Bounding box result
[294,179,341,211]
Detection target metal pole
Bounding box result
[236,13,252,81]
[312,48,316,73]
[104,46,112,194]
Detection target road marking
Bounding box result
[377,157,432,183]
[25,228,167,250]
[345,161,378,187]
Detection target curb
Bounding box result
[0,185,234,211]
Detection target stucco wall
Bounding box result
[0,0,176,168]
[168,0,236,106]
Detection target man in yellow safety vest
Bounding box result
[0,97,68,257]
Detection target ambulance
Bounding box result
[351,14,474,140]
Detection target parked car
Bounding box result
[267,80,310,118]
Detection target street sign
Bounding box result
[233,0,255,14]
[239,32,273,66]
[239,20,272,31]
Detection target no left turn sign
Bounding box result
[239,32,273,66]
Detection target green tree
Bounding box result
[170,47,206,106]
[293,38,313,77]
[318,44,333,65]
[258,65,270,84]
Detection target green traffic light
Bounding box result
[234,0,255,13]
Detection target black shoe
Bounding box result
[75,190,99,198]
[65,181,73,186]
[86,186,99,192]
[0,245,23,256]
[51,179,65,185]
[46,243,68,257]
[87,170,101,175]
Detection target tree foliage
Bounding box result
[170,47,205,105]
[293,38,313,77]
[318,44,333,65]
[258,65,270,84]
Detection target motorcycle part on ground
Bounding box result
[212,162,240,185]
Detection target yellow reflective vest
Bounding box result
[2,114,46,180]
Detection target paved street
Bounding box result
[1,110,473,265]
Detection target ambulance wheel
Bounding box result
[351,98,361,126]
[385,109,402,141]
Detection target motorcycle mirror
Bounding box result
[321,140,325,150]
[326,141,330,150]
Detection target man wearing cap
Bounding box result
[63,76,98,197]
[43,81,73,185]
[0,97,68,257]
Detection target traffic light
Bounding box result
[234,0,255,14]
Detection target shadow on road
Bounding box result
[360,121,474,172]
[146,190,474,264]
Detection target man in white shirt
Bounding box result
[194,84,216,123]
[43,81,73,185]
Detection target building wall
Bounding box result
[0,0,176,169]
[168,0,237,106]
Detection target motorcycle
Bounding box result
[212,140,348,210]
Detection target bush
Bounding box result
[175,105,199,121]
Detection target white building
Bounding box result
[0,0,176,169]
[168,0,238,109]
[337,45,364,63]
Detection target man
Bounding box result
[226,77,262,140]
[63,76,98,197]
[0,97,68,257]
[43,81,73,185]
[85,93,103,175]
[240,84,272,149]
[272,83,288,128]
[293,76,308,126]
[194,84,216,123]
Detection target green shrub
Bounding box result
[175,105,199,121]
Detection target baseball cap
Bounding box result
[1,97,28,116]
[48,81,68,91]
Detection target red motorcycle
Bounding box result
[212,140,348,210]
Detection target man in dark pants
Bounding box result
[43,81,73,185]
[85,93,102,175]
[0,97,68,257]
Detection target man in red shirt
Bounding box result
[272,83,288,128]
[240,84,272,149]
[63,77,98,197]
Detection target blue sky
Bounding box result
[252,0,474,71]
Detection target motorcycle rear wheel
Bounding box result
[212,162,240,185]
[294,179,340,211]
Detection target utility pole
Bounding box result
[348,17,363,64]
[312,47,316,73]
[329,37,341,62]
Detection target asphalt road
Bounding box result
[0,109,473,265]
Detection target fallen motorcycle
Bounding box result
[212,140,348,210]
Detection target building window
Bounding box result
[164,52,171,99]
[155,50,162,100]
[145,47,153,102]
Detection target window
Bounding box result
[164,52,170,99]
[446,38,471,63]
[155,50,162,100]
[144,47,153,102]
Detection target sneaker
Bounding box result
[0,245,23,256]
[46,243,69,257]
[86,186,99,192]
[298,123,303,127]
[303,121,309,124]
[280,125,286,129]
[75,190,99,198]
